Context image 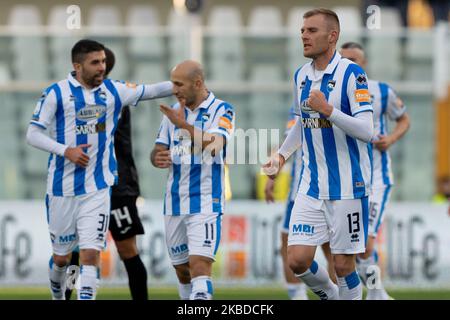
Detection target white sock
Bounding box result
[337,270,362,300]
[296,261,339,300]
[49,262,67,300]
[190,276,213,300]
[287,283,308,300]
[178,282,192,300]
[361,251,390,300]
[78,265,98,300]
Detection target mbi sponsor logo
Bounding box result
[292,224,315,236]
[171,243,188,255]
[59,233,76,243]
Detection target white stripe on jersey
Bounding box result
[30,72,144,196]
[369,79,406,188]
[285,106,303,202]
[293,51,373,200]
[155,92,235,216]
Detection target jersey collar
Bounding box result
[307,51,341,81]
[185,91,215,113]
[67,71,104,92]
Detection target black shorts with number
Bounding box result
[109,196,145,241]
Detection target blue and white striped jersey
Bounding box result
[155,92,235,216]
[369,79,406,188]
[293,51,373,200]
[30,72,145,196]
[285,106,303,202]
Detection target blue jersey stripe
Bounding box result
[69,83,87,195]
[361,196,369,246]
[341,68,365,198]
[378,82,391,185]
[212,163,222,213]
[299,77,319,197]
[45,194,50,223]
[30,122,46,129]
[171,164,181,215]
[189,109,206,214]
[52,84,65,196]
[368,143,373,185]
[320,70,341,199]
[93,90,108,190]
[104,79,122,184]
[213,214,222,255]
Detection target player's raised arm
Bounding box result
[306,66,374,143]
[109,80,173,109]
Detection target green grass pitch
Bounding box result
[0,287,449,300]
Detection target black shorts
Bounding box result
[109,196,145,241]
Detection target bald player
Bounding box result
[150,60,235,300]
[340,42,410,300]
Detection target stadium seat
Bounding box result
[248,64,286,182]
[404,30,433,81]
[366,7,402,81]
[0,62,11,84]
[333,6,362,43]
[126,5,165,60]
[8,5,49,81]
[87,5,128,79]
[286,6,313,75]
[48,5,78,79]
[247,6,285,68]
[207,6,243,81]
[131,61,167,83]
[167,9,194,69]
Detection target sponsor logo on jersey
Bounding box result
[292,224,315,236]
[350,233,360,243]
[301,118,332,129]
[327,80,336,92]
[171,243,188,255]
[98,91,107,101]
[75,123,106,135]
[356,74,368,86]
[76,104,106,121]
[219,117,232,130]
[355,89,371,103]
[58,233,76,243]
[300,80,306,89]
[300,100,318,114]
[202,113,210,121]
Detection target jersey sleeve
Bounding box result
[30,88,57,130]
[155,115,171,147]
[207,102,235,143]
[346,64,373,116]
[113,80,145,107]
[386,86,406,121]
[285,105,297,136]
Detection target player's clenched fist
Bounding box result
[307,89,333,117]
[261,153,286,180]
[64,144,91,168]
[152,149,172,168]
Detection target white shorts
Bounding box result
[164,213,222,265]
[46,188,111,256]
[288,193,369,254]
[368,185,392,237]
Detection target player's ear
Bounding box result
[329,30,338,44]
[73,62,82,73]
